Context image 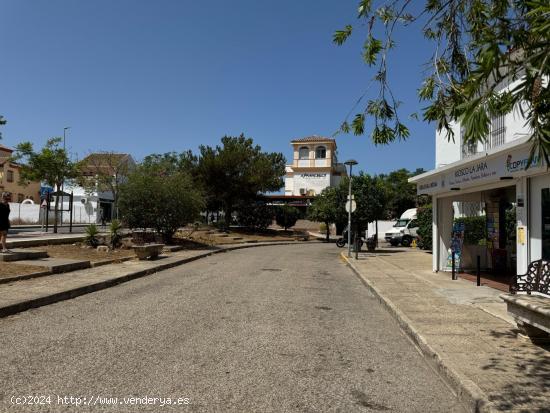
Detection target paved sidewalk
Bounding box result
[343,248,550,413]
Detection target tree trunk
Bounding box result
[53,187,60,234]
[325,221,330,242]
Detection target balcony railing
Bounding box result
[294,158,329,167]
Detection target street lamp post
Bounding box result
[345,159,358,258]
[60,127,70,227]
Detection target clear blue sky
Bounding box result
[0,0,435,174]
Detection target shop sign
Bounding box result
[299,173,327,178]
[416,145,545,195]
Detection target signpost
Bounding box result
[345,200,356,213]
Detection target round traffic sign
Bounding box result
[345,200,357,213]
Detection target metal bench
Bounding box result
[132,244,165,260]
[501,259,550,342]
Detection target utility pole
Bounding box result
[60,126,70,228]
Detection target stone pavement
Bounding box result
[343,248,550,412]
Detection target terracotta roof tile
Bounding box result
[291,135,336,143]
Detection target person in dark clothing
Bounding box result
[0,192,11,253]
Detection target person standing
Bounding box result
[0,192,11,253]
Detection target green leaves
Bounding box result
[0,115,5,139]
[357,0,372,17]
[333,25,353,45]
[362,35,382,65]
[336,0,550,163]
[351,113,365,135]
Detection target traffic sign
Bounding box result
[345,200,357,213]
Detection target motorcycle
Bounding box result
[336,228,364,248]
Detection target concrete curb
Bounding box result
[340,252,496,413]
[7,236,87,248]
[0,270,53,285]
[0,241,318,318]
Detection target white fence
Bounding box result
[8,202,97,225]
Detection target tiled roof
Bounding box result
[81,153,132,165]
[291,135,336,143]
[0,144,14,152]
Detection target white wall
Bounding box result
[435,122,461,168]
[7,201,97,224]
[292,172,331,196]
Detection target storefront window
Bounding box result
[541,188,550,260]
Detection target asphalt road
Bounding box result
[0,244,465,412]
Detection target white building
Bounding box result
[284,136,347,196]
[65,153,135,223]
[410,79,549,276]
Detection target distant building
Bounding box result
[284,136,347,197]
[67,152,135,222]
[0,144,40,203]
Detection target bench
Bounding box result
[501,259,550,342]
[132,244,165,260]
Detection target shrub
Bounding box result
[454,215,487,245]
[85,224,100,248]
[416,205,432,250]
[118,167,204,243]
[109,219,123,249]
[275,205,300,230]
[236,203,273,231]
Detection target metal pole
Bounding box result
[452,250,457,280]
[476,255,481,286]
[347,164,353,258]
[61,127,70,228]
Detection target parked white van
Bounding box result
[384,208,418,247]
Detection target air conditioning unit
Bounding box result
[299,188,306,195]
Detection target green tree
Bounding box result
[236,202,273,231]
[275,205,300,230]
[197,135,286,226]
[12,138,78,233]
[379,168,420,219]
[351,173,388,235]
[308,190,335,241]
[118,161,204,243]
[307,186,347,242]
[334,1,550,164]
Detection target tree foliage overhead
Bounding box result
[334,0,550,163]
[197,135,286,222]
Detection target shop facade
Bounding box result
[411,138,550,276]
